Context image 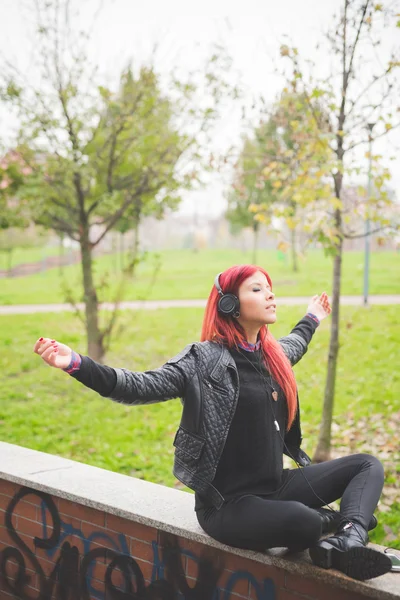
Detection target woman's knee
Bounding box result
[353,453,384,478]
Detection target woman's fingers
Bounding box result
[35,339,54,355]
[41,345,57,364]
[33,338,47,353]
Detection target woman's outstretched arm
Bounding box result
[33,338,196,405]
[278,292,331,366]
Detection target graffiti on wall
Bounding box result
[0,487,276,600]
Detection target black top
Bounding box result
[195,347,288,509]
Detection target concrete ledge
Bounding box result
[0,441,399,600]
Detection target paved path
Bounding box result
[1,295,399,315]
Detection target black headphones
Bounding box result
[214,273,240,318]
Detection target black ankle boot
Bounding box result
[309,521,392,580]
[316,508,378,536]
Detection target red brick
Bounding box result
[106,513,157,543]
[86,576,105,598]
[275,590,310,600]
[0,508,17,530]
[57,498,105,527]
[218,568,250,597]
[34,555,60,578]
[0,494,13,513]
[135,558,154,583]
[90,558,108,582]
[0,524,11,544]
[0,481,17,497]
[17,515,53,540]
[10,499,38,522]
[16,490,45,508]
[130,538,155,563]
[284,573,368,600]
[0,525,35,554]
[224,553,286,589]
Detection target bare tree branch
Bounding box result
[343,223,398,239]
[346,121,400,151]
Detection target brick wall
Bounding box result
[0,479,377,600]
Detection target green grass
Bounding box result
[0,248,399,305]
[0,246,63,271]
[0,305,399,547]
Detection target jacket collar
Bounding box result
[209,342,236,383]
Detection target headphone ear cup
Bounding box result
[218,293,240,317]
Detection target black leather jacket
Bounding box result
[108,316,317,509]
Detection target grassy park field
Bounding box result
[0,299,399,548]
[0,248,400,305]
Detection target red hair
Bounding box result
[200,265,297,431]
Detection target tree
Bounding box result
[226,136,277,263]
[95,67,184,272]
[228,91,331,271]
[1,0,234,361]
[253,0,400,460]
[0,150,31,274]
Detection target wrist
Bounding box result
[63,351,82,373]
[306,312,320,325]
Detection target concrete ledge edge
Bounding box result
[0,441,398,600]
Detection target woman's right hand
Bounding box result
[33,337,72,370]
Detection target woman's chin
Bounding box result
[265,313,277,324]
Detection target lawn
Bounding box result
[0,305,399,548]
[0,245,62,272]
[0,248,399,305]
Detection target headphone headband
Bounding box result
[214,273,224,296]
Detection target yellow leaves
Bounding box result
[272,180,283,189]
[265,161,278,172]
[357,185,367,197]
[374,3,383,11]
[254,212,268,223]
[385,123,393,131]
[286,217,297,230]
[331,197,343,210]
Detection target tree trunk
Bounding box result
[125,216,140,276]
[313,207,343,462]
[252,222,259,264]
[59,233,64,276]
[290,227,298,273]
[132,219,140,262]
[80,230,104,362]
[7,248,13,277]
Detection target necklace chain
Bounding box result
[237,347,278,398]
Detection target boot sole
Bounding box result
[309,542,392,581]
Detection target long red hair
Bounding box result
[200,264,297,431]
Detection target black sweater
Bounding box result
[195,347,289,509]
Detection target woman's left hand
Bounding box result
[307,292,332,322]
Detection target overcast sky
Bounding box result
[1,0,399,216]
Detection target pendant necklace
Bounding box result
[238,348,281,432]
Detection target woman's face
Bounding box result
[237,271,276,327]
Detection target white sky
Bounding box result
[1,0,399,217]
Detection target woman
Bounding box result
[33,264,392,581]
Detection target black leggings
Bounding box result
[196,453,384,552]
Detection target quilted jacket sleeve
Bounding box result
[278,315,319,366]
[71,343,197,405]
